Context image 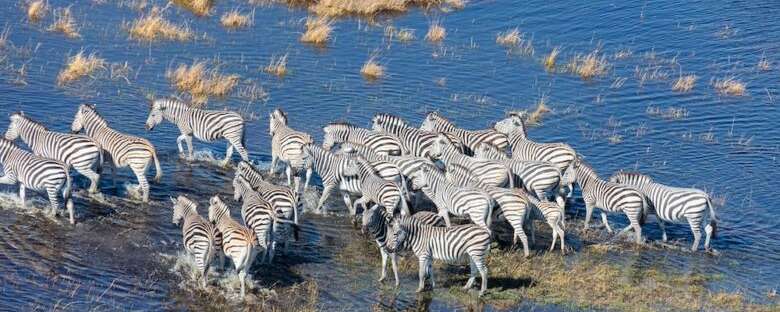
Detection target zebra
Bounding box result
[474,142,566,208]
[236,161,299,225]
[609,171,718,251]
[322,121,404,156]
[0,138,74,223]
[562,158,647,244]
[341,154,409,216]
[5,112,102,193]
[419,111,509,155]
[429,133,513,188]
[71,104,161,203]
[444,163,531,257]
[409,163,494,231]
[493,113,576,179]
[145,98,248,166]
[330,144,406,192]
[207,195,257,298]
[371,113,464,158]
[386,214,492,296]
[170,195,218,287]
[269,108,313,193]
[524,195,566,252]
[301,144,362,213]
[360,205,445,287]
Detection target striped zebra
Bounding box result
[71,104,161,203]
[386,214,492,296]
[145,98,248,166]
[6,112,102,193]
[301,144,363,213]
[236,161,299,225]
[444,163,531,257]
[170,195,218,287]
[322,122,404,156]
[371,113,464,158]
[341,154,409,216]
[420,111,509,155]
[409,164,494,230]
[429,133,513,188]
[525,195,566,252]
[609,171,718,251]
[474,142,566,208]
[562,159,647,244]
[494,114,576,179]
[0,138,74,223]
[360,205,445,286]
[207,195,257,298]
[269,108,314,193]
[331,144,406,192]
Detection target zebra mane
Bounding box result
[373,113,407,126]
[326,121,358,128]
[174,195,198,213]
[272,108,288,122]
[425,111,444,120]
[11,113,48,131]
[613,171,653,182]
[154,97,189,109]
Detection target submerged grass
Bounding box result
[48,7,79,38]
[567,50,610,80]
[27,0,47,22]
[300,17,332,45]
[360,56,384,80]
[543,47,560,72]
[672,74,697,92]
[496,28,521,46]
[172,0,213,16]
[127,6,192,42]
[713,77,747,96]
[56,51,106,85]
[526,97,551,126]
[310,0,406,17]
[425,20,445,43]
[220,9,252,29]
[166,60,240,105]
[264,53,288,77]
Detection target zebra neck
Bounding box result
[0,146,14,163]
[438,146,463,163]
[83,114,110,137]
[347,128,370,142]
[17,119,47,142]
[162,105,189,127]
[508,130,528,144]
[434,119,457,133]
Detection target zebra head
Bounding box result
[232,174,253,201]
[410,164,433,190]
[171,195,196,225]
[361,204,382,234]
[561,160,579,186]
[207,195,228,223]
[5,112,24,141]
[609,171,653,186]
[474,142,507,160]
[494,114,527,138]
[145,100,167,131]
[269,108,288,136]
[387,216,409,253]
[71,105,88,134]
[419,112,442,132]
[321,122,348,151]
[428,133,454,160]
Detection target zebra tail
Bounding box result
[706,196,719,238]
[152,149,162,182]
[96,148,104,174]
[399,178,412,215]
[485,193,495,231]
[63,167,73,205]
[639,195,649,226]
[240,123,247,151]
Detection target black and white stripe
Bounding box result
[71,104,161,203]
[322,122,404,156]
[236,161,300,224]
[371,114,464,158]
[386,214,492,296]
[420,112,509,155]
[341,155,409,216]
[563,159,646,244]
[429,134,513,188]
[233,175,294,264]
[171,195,217,287]
[609,171,718,251]
[0,138,74,223]
[269,108,314,193]
[494,114,576,175]
[207,195,258,298]
[6,113,102,193]
[302,144,364,213]
[145,98,248,166]
[525,195,566,252]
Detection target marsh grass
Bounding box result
[0,26,9,49]
[757,55,771,71]
[220,9,253,29]
[526,97,551,126]
[360,56,384,80]
[166,60,240,105]
[384,26,415,42]
[672,74,697,92]
[27,0,47,22]
[173,0,213,16]
[128,6,193,42]
[568,50,609,80]
[310,0,407,17]
[713,77,746,96]
[425,20,446,43]
[300,17,332,45]
[48,7,79,38]
[264,53,288,77]
[56,51,106,85]
[543,47,560,72]
[496,28,520,46]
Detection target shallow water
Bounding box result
[0,0,779,310]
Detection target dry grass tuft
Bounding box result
[568,50,610,80]
[48,7,79,38]
[714,77,746,96]
[310,0,407,17]
[526,97,551,125]
[264,53,288,77]
[220,9,252,29]
[425,20,446,43]
[446,0,465,9]
[543,47,560,72]
[672,74,697,92]
[27,0,47,22]
[167,61,240,105]
[496,28,520,46]
[128,7,192,42]
[173,0,213,16]
[360,57,384,80]
[385,26,415,42]
[300,17,332,45]
[57,51,106,85]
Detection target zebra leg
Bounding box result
[427,258,436,289]
[416,256,428,292]
[513,227,530,257]
[221,143,234,167]
[391,252,400,287]
[78,167,101,194]
[378,247,389,282]
[549,221,559,252]
[269,155,278,176]
[439,209,452,227]
[529,221,536,245]
[704,223,714,251]
[689,219,702,252]
[302,167,312,193]
[583,201,595,230]
[475,256,488,297]
[176,134,187,158]
[239,269,247,298]
[600,212,613,233]
[185,135,194,160]
[228,137,249,162]
[658,219,668,242]
[18,185,25,209]
[557,225,566,253]
[286,165,293,187]
[46,188,60,217]
[131,165,150,203]
[464,258,477,289]
[316,184,335,213]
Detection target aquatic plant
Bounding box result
[360,57,384,80]
[496,28,521,46]
[543,47,560,72]
[568,50,610,80]
[672,74,697,92]
[300,17,332,45]
[310,0,406,17]
[425,20,446,43]
[48,7,79,38]
[27,0,47,22]
[713,77,746,96]
[166,60,240,105]
[264,53,288,77]
[127,6,193,42]
[526,97,551,126]
[173,0,213,16]
[56,51,106,85]
[220,9,252,29]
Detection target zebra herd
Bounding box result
[0,98,719,298]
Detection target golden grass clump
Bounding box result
[173,0,213,16]
[27,0,47,22]
[496,28,520,46]
[568,51,610,80]
[526,97,551,125]
[220,9,252,29]
[714,77,746,96]
[300,17,332,45]
[672,74,697,92]
[425,20,446,43]
[56,51,106,85]
[310,0,406,17]
[543,47,560,71]
[264,54,288,77]
[360,57,384,80]
[167,61,240,105]
[128,7,192,42]
[48,7,79,38]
